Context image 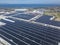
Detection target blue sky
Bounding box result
[0,0,60,4]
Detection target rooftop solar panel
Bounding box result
[0,19,60,45]
[36,15,60,26]
[16,11,25,13]
[13,14,35,20]
[5,13,18,16]
[36,15,53,21]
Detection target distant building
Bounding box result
[15,9,28,11]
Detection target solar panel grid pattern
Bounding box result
[13,14,35,20]
[36,15,60,26]
[0,18,60,45]
[5,13,18,16]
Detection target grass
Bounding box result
[44,11,60,21]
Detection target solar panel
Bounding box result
[36,15,60,26]
[13,14,35,20]
[36,15,53,21]
[0,19,60,45]
[16,11,25,13]
[5,13,18,16]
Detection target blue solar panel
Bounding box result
[36,15,60,26]
[0,19,60,45]
[5,13,18,16]
[36,15,53,21]
[16,11,25,13]
[13,14,35,20]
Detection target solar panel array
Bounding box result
[5,13,18,16]
[13,14,35,20]
[16,11,25,13]
[36,15,60,26]
[0,18,60,45]
[4,11,24,16]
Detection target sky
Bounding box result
[0,0,60,4]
